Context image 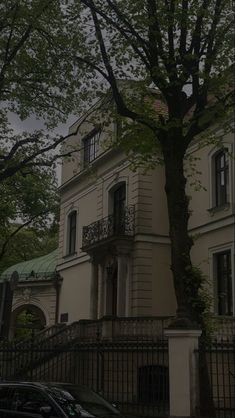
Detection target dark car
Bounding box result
[0,381,129,418]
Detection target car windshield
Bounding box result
[48,384,120,418]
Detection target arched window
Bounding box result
[67,211,77,255]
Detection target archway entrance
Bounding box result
[11,304,46,340]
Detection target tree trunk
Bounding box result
[162,138,216,417]
[163,141,195,323]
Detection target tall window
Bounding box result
[215,251,232,316]
[83,130,100,164]
[113,183,126,234]
[214,150,229,206]
[68,211,77,255]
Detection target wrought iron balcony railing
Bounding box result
[82,205,135,249]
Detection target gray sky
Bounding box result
[9,111,76,136]
[9,112,78,185]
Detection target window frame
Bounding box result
[214,149,229,207]
[210,244,234,317]
[67,210,77,256]
[214,250,233,316]
[83,129,100,165]
[208,144,232,211]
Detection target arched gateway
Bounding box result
[0,250,62,340]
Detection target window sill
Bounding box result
[63,252,77,260]
[207,203,230,216]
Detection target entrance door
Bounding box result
[113,184,126,234]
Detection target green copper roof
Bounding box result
[0,249,58,282]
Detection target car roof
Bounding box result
[0,381,85,390]
[0,381,47,388]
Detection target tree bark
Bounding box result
[162,136,216,416]
[162,140,195,323]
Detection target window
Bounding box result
[215,251,233,316]
[67,211,77,255]
[11,388,55,415]
[214,150,229,206]
[60,312,68,323]
[83,130,100,164]
[0,387,11,410]
[113,183,126,234]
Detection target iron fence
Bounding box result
[198,339,235,418]
[0,337,169,417]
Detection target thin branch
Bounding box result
[165,0,175,63]
[185,91,234,145]
[0,102,103,182]
[80,0,150,68]
[75,55,110,80]
[188,0,210,55]
[0,207,56,261]
[179,0,189,56]
[88,0,158,132]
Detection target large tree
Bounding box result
[0,0,80,183]
[0,162,59,268]
[65,2,234,414]
[0,1,79,250]
[66,0,234,324]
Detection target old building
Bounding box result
[1,103,234,340]
[0,250,61,339]
[0,103,234,418]
[56,105,234,337]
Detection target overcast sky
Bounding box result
[9,111,76,136]
[9,112,78,185]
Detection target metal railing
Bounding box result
[0,337,169,418]
[198,339,235,418]
[212,316,235,341]
[82,206,135,249]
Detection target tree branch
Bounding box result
[179,0,189,56]
[79,0,150,68]
[185,91,234,145]
[0,207,56,261]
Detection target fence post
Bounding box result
[164,328,201,417]
[101,316,113,339]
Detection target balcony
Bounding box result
[82,206,135,251]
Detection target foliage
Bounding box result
[14,309,40,341]
[0,0,82,183]
[0,0,77,125]
[65,0,234,316]
[65,0,234,326]
[0,1,79,276]
[66,5,233,412]
[0,162,59,269]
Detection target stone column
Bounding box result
[98,264,104,318]
[89,259,99,319]
[117,251,128,317]
[164,328,202,418]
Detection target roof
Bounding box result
[0,249,58,282]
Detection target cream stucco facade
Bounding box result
[1,108,233,335]
[56,108,235,325]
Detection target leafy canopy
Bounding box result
[0,162,59,266]
[65,0,234,155]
